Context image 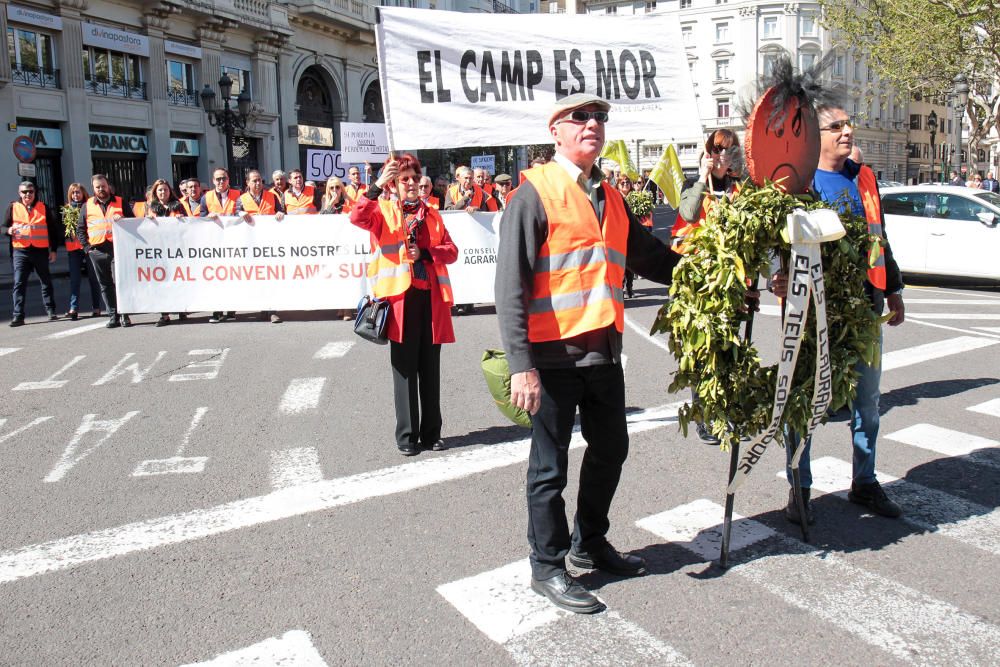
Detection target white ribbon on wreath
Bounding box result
[727,208,845,494]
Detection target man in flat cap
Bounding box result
[491,173,513,210]
[496,93,683,613]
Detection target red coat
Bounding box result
[350,195,458,344]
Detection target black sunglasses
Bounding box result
[709,144,731,155]
[820,119,853,133]
[19,189,35,194]
[559,110,610,124]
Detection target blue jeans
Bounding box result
[11,247,56,318]
[786,333,882,488]
[67,249,101,313]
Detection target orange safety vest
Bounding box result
[11,201,49,249]
[180,198,203,216]
[522,162,629,342]
[206,189,240,215]
[284,186,316,214]
[85,196,123,245]
[425,195,440,210]
[367,200,453,304]
[345,183,364,202]
[856,165,888,290]
[239,190,279,215]
[133,202,146,218]
[448,183,488,210]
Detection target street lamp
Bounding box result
[952,73,969,180]
[201,74,252,183]
[927,110,938,183]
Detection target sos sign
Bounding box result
[305,149,364,182]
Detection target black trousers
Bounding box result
[527,363,629,579]
[11,247,56,318]
[389,288,442,448]
[88,244,117,317]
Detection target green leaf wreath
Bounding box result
[625,190,654,218]
[650,180,881,449]
[60,204,80,241]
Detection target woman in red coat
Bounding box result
[350,153,458,456]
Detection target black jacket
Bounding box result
[3,200,62,252]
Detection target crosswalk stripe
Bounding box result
[313,341,355,360]
[181,630,327,666]
[904,299,1000,305]
[881,336,999,371]
[268,447,323,490]
[803,457,1000,556]
[968,398,1000,418]
[885,424,999,467]
[42,322,108,339]
[437,559,691,665]
[278,378,326,414]
[0,403,681,584]
[637,499,1000,665]
[0,347,20,357]
[973,326,1000,334]
[908,313,1000,320]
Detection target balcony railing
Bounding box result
[87,77,147,100]
[168,87,200,107]
[12,66,60,89]
[492,0,517,12]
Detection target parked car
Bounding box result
[880,185,1000,281]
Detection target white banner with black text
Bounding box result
[112,213,500,312]
[374,7,701,150]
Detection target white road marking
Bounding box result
[0,417,53,446]
[907,313,1000,320]
[757,304,781,317]
[621,353,628,370]
[880,336,999,371]
[968,398,1000,418]
[909,287,1000,299]
[438,559,690,666]
[907,318,1000,340]
[269,447,323,490]
[623,314,669,352]
[0,403,681,584]
[313,341,355,359]
[904,299,1000,305]
[635,499,775,561]
[0,347,21,357]
[804,457,1000,556]
[637,499,1000,665]
[169,348,230,382]
[973,327,1000,335]
[278,378,326,414]
[42,322,107,339]
[43,411,141,483]
[12,355,86,391]
[886,424,999,462]
[133,407,209,477]
[181,630,327,666]
[92,351,167,385]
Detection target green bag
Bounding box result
[480,349,532,428]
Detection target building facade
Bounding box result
[2,0,381,210]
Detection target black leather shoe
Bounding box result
[9,318,24,328]
[530,572,605,614]
[120,314,132,328]
[568,543,647,577]
[785,487,815,525]
[422,439,446,451]
[696,421,721,446]
[106,317,120,329]
[398,443,419,456]
[848,481,902,518]
[47,311,59,321]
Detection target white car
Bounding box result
[880,185,1000,281]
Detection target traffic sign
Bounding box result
[13,135,36,163]
[17,163,36,177]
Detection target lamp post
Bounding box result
[952,73,969,181]
[927,110,938,184]
[201,74,252,183]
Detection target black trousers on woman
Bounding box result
[389,287,442,449]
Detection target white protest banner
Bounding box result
[375,7,700,150]
[470,155,495,174]
[112,213,499,312]
[339,122,390,162]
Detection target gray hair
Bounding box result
[271,170,287,180]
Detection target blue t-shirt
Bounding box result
[812,159,864,217]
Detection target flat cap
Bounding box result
[493,173,512,184]
[548,93,611,127]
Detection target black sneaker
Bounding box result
[785,487,815,525]
[9,317,24,328]
[848,481,902,518]
[696,421,721,446]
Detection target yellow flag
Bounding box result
[648,144,686,208]
[600,140,639,181]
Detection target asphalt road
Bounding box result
[1,270,999,665]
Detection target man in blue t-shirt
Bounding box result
[773,104,906,525]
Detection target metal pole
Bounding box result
[224,108,235,179]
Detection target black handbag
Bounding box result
[353,295,390,344]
